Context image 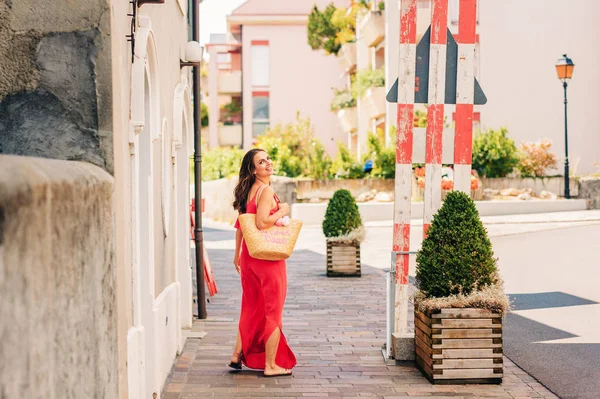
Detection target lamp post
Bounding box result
[555,54,575,199]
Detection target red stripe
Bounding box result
[252,91,269,97]
[425,104,444,164]
[454,104,474,164]
[393,224,411,285]
[399,0,417,44]
[423,223,431,238]
[396,104,414,164]
[430,0,448,45]
[392,223,411,252]
[458,0,477,44]
[251,40,269,46]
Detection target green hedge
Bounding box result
[416,191,498,298]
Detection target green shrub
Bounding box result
[351,68,385,99]
[364,127,395,179]
[416,191,498,298]
[201,146,244,181]
[255,113,332,179]
[322,189,363,238]
[330,141,365,179]
[472,127,519,178]
[308,4,341,55]
[200,102,209,127]
[330,88,356,111]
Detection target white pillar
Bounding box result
[385,0,399,146]
[208,46,220,148]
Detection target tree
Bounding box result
[322,189,362,238]
[307,4,341,55]
[416,191,498,298]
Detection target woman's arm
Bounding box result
[255,186,289,230]
[233,228,242,274]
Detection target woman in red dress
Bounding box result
[229,148,296,377]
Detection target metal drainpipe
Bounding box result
[193,0,207,319]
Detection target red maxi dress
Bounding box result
[234,189,297,370]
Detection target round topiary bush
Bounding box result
[416,191,498,298]
[322,189,362,238]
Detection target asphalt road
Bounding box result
[492,223,600,399]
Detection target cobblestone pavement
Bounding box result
[163,242,558,399]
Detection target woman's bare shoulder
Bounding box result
[257,185,275,203]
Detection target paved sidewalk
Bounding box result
[163,233,557,398]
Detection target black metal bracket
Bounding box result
[126,0,166,64]
[180,61,201,69]
[126,1,137,64]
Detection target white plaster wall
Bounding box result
[241,24,346,155]
[478,0,600,174]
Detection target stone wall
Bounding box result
[579,177,600,209]
[0,0,113,173]
[201,176,296,224]
[0,155,117,397]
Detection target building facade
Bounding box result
[206,0,348,155]
[0,0,197,397]
[343,0,599,173]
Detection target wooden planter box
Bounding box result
[326,241,361,277]
[415,308,503,384]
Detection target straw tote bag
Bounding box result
[238,186,303,261]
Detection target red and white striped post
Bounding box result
[423,0,448,237]
[392,0,417,337]
[453,0,477,193]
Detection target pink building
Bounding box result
[207,0,349,155]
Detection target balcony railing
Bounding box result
[218,70,242,94]
[337,107,358,133]
[338,42,357,74]
[219,124,242,147]
[360,11,385,47]
[364,86,386,119]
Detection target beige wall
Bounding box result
[478,0,600,174]
[0,155,116,398]
[110,2,134,397]
[241,24,347,155]
[110,1,192,397]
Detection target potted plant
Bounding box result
[331,88,357,132]
[414,191,509,384]
[322,189,364,277]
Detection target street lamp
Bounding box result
[555,54,575,199]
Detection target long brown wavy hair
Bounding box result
[233,148,266,213]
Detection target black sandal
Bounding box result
[228,353,243,370]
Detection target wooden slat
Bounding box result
[434,368,503,379]
[415,318,432,336]
[416,354,434,377]
[432,338,501,349]
[431,308,501,319]
[415,345,432,367]
[415,335,433,357]
[415,326,432,346]
[432,318,496,329]
[433,348,503,359]
[327,256,356,264]
[432,328,501,339]
[414,311,432,327]
[433,358,501,370]
[328,260,359,266]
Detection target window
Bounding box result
[252,93,269,137]
[251,41,269,86]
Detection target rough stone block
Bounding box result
[579,177,600,209]
[392,332,415,361]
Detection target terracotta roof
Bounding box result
[231,0,350,16]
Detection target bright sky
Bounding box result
[199,0,247,46]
